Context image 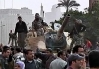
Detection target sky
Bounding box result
[0,0,89,14]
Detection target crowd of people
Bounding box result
[0,44,99,69]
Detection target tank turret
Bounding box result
[45,14,70,50]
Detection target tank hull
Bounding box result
[44,31,67,50]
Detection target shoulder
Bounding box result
[32,20,35,23]
[34,59,41,68]
[50,58,57,64]
[16,22,19,25]
[39,17,42,20]
[55,58,67,64]
[22,21,26,24]
[22,21,27,25]
[59,60,67,67]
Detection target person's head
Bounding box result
[46,48,53,56]
[10,30,12,33]
[56,48,61,53]
[35,13,39,19]
[67,49,71,54]
[25,49,34,60]
[72,45,84,54]
[57,50,66,60]
[2,48,11,58]
[3,46,9,50]
[88,50,99,68]
[11,47,14,55]
[68,54,84,69]
[14,61,25,69]
[18,16,22,22]
[15,47,21,53]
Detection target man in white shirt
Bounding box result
[49,50,67,69]
[13,47,23,58]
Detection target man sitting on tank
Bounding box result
[32,13,45,36]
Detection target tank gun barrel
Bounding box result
[57,14,70,38]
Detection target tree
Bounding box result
[88,2,99,35]
[54,9,99,45]
[54,2,99,45]
[57,0,80,14]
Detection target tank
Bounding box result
[25,14,70,52]
[45,31,66,50]
[45,14,70,50]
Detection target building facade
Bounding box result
[44,4,63,24]
[0,7,34,45]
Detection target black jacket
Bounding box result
[15,21,28,35]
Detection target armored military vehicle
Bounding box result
[25,14,70,52]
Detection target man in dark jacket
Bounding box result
[14,16,28,48]
[35,48,56,69]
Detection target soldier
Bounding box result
[8,30,17,46]
[14,16,28,49]
[68,19,86,51]
[32,13,44,36]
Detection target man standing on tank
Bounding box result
[14,16,28,49]
[68,19,86,51]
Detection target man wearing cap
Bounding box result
[35,48,56,69]
[67,54,84,69]
[68,19,86,51]
[14,16,28,48]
